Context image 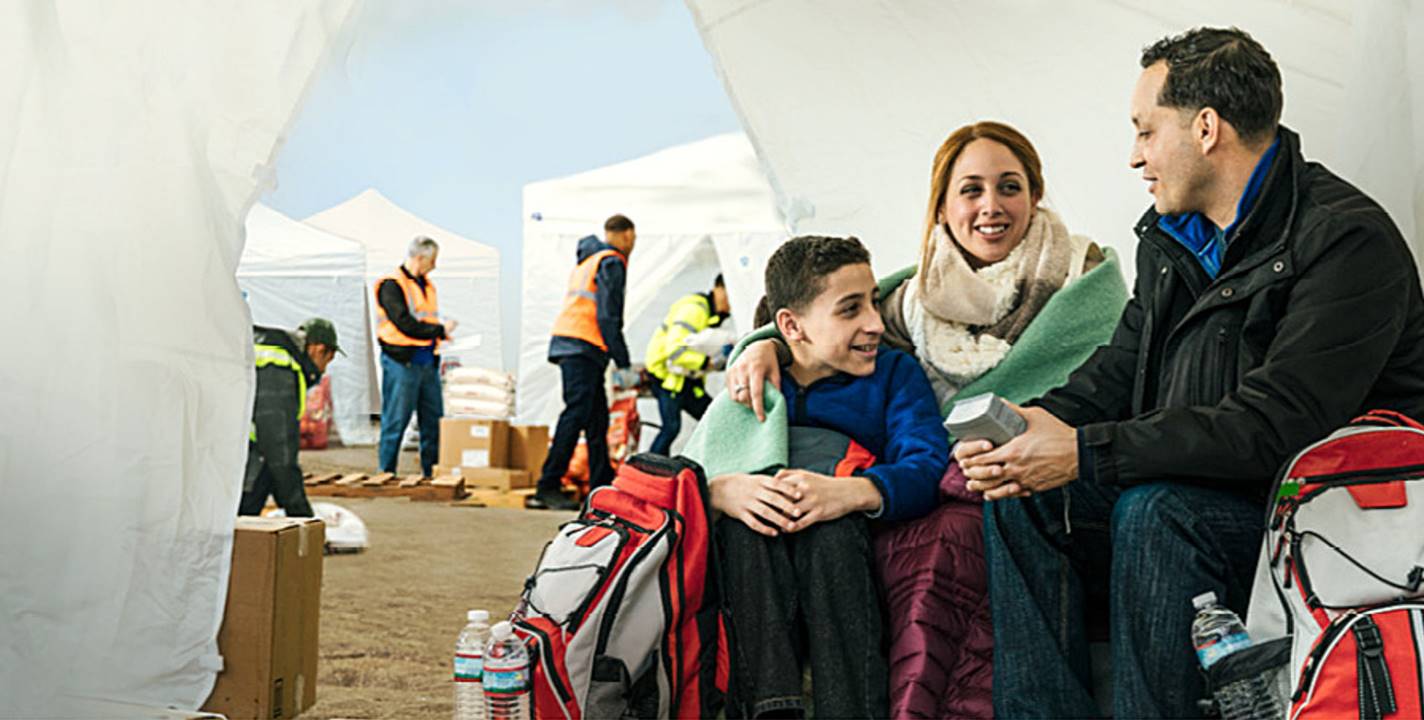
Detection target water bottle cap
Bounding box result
[490,620,513,640]
[468,610,489,623]
[1192,591,1218,610]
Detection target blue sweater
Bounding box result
[778,348,949,522]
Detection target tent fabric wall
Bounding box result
[517,133,785,431]
[687,0,1424,283]
[305,188,503,374]
[0,1,356,714]
[238,203,378,445]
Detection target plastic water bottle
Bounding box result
[483,621,531,720]
[454,610,491,720]
[1192,592,1285,719]
[1191,591,1251,668]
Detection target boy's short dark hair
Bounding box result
[1140,26,1282,144]
[764,235,871,314]
[604,214,635,233]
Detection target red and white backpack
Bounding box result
[1245,410,1424,719]
[512,454,724,720]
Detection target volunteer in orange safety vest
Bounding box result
[529,214,636,511]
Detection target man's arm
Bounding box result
[595,257,631,368]
[378,279,447,341]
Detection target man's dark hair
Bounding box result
[712,273,725,291]
[604,214,635,233]
[1140,27,1283,144]
[764,235,871,314]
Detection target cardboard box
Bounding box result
[439,418,509,469]
[508,425,551,473]
[459,467,534,491]
[203,517,324,720]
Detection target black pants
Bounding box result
[718,515,888,719]
[649,380,711,456]
[538,355,614,493]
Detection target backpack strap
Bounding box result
[1352,617,1397,720]
[1352,409,1424,430]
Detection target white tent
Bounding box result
[238,203,379,445]
[0,2,356,714]
[687,0,1424,282]
[517,133,785,451]
[306,188,503,375]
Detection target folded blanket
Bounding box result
[681,379,788,478]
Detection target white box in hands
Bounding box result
[944,393,1027,446]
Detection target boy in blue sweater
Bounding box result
[710,235,948,719]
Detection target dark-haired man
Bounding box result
[958,27,1424,716]
[530,214,637,510]
[644,273,732,455]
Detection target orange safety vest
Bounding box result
[550,249,626,351]
[374,269,441,347]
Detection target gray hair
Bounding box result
[408,235,440,259]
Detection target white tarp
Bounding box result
[238,203,379,445]
[305,188,503,375]
[517,133,785,451]
[687,0,1424,283]
[0,1,356,714]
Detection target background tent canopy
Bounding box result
[305,188,504,375]
[517,133,786,436]
[687,0,1424,282]
[238,203,378,445]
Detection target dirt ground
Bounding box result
[297,446,574,719]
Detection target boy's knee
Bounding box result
[799,515,871,558]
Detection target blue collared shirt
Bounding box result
[1155,136,1281,279]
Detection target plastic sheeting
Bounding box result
[239,203,379,445]
[0,1,357,714]
[687,0,1424,282]
[305,188,503,374]
[517,134,786,436]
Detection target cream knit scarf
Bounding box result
[904,207,1090,399]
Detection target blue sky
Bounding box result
[265,0,740,370]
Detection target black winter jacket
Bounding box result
[1034,127,1424,495]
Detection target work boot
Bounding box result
[527,489,580,511]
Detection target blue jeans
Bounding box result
[649,381,711,456]
[378,353,443,476]
[984,480,1264,718]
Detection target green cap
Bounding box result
[300,317,344,356]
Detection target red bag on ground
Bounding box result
[299,375,332,449]
[513,454,723,719]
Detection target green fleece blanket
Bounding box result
[682,250,1128,479]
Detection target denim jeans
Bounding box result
[649,381,711,456]
[377,352,443,477]
[717,515,888,719]
[538,355,614,493]
[984,480,1264,718]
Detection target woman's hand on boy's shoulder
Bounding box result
[709,472,802,537]
[776,469,881,532]
[726,339,784,422]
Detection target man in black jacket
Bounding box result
[240,319,340,517]
[528,215,637,510]
[958,27,1424,717]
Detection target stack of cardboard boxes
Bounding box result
[435,418,550,491]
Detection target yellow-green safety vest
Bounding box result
[645,294,718,395]
[250,343,308,442]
